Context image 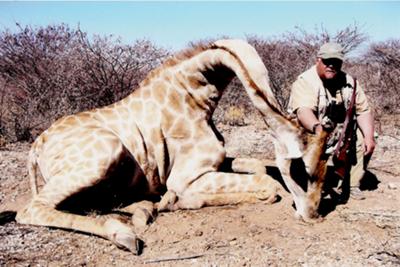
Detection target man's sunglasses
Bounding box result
[321,58,343,68]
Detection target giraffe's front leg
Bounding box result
[160,171,280,211]
[118,200,157,227]
[157,190,179,211]
[230,157,271,174]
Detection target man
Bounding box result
[288,42,376,200]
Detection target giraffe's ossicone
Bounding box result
[16,39,330,254]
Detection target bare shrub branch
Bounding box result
[0,23,169,141]
[349,39,400,116]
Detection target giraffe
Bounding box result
[16,39,329,254]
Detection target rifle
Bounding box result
[332,78,357,179]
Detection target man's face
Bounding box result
[316,57,343,80]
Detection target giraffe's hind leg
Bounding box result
[16,138,143,254]
[17,199,141,254]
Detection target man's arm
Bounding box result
[356,112,376,155]
[296,107,323,134]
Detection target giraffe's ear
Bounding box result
[273,137,303,160]
[285,149,303,160]
[280,132,304,159]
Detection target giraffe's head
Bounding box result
[274,125,330,221]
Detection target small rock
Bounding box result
[194,230,203,236]
[229,240,237,246]
[388,183,398,190]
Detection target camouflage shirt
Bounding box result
[288,65,371,153]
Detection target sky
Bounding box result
[0,1,399,51]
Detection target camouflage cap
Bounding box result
[317,42,344,60]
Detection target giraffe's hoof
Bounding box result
[263,193,280,204]
[132,208,154,227]
[114,231,143,255]
[157,190,178,212]
[105,218,142,254]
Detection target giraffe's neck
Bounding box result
[208,40,303,158]
[157,40,303,158]
[97,40,304,165]
[151,42,289,127]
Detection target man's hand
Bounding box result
[363,137,376,156]
[356,112,376,156]
[296,107,320,133]
[314,123,323,134]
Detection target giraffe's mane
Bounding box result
[140,42,213,87]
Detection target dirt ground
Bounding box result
[0,114,399,267]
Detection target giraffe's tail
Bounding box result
[27,137,42,197]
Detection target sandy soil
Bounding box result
[0,115,399,267]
